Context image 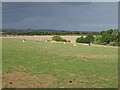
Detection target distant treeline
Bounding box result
[2,29,100,35]
[2,29,120,46]
[21,31,100,35]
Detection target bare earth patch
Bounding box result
[2,72,56,88]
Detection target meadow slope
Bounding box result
[2,38,118,88]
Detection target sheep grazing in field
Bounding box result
[61,42,66,44]
[45,40,48,42]
[83,44,89,46]
[73,43,76,47]
[50,41,57,43]
[22,39,26,42]
[36,39,39,42]
[35,39,39,42]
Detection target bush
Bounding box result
[76,37,89,43]
[76,36,85,43]
[93,36,105,45]
[114,42,120,46]
[109,42,120,46]
[52,35,63,41]
[109,42,116,46]
[67,40,71,42]
[61,39,67,42]
[52,35,68,42]
[76,33,94,44]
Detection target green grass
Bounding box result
[2,38,118,88]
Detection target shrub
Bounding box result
[76,33,94,44]
[114,42,120,46]
[67,40,71,42]
[52,35,63,41]
[52,35,68,42]
[93,36,104,45]
[61,39,67,42]
[76,36,85,43]
[109,42,116,46]
[109,42,120,46]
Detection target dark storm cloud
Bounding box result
[2,2,118,31]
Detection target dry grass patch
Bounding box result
[3,60,15,62]
[2,72,57,88]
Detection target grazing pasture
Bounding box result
[2,35,81,43]
[2,37,118,88]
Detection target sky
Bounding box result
[2,2,118,31]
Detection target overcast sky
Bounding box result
[2,2,118,31]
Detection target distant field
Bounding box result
[2,35,82,43]
[2,37,118,88]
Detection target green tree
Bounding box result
[100,29,114,44]
[86,33,94,43]
[93,36,104,45]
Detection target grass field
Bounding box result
[2,38,118,88]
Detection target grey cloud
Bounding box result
[2,2,118,31]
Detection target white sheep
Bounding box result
[50,41,57,43]
[74,43,76,47]
[36,39,39,42]
[22,39,26,42]
[83,44,89,46]
[35,39,39,42]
